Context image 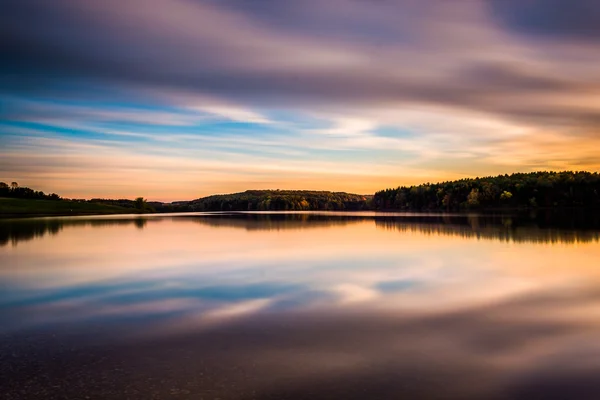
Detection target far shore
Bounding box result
[2,198,597,219]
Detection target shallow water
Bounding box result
[2,211,600,399]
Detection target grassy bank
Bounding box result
[0,198,137,217]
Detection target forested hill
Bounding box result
[5,171,600,216]
[373,171,600,211]
[186,190,371,211]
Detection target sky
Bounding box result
[1,0,600,201]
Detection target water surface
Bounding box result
[2,211,600,399]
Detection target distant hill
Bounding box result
[373,171,600,211]
[171,190,372,212]
[5,171,600,217]
[0,182,371,216]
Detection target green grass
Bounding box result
[0,197,137,217]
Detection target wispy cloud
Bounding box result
[1,0,599,197]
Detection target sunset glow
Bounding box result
[2,0,600,200]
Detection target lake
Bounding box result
[2,211,600,399]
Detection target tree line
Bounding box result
[187,190,371,212]
[5,171,600,214]
[87,197,156,212]
[373,171,600,210]
[0,181,61,201]
[0,182,154,212]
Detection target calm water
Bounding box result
[2,211,600,399]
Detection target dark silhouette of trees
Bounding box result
[0,181,61,201]
[6,171,599,216]
[90,197,155,213]
[134,197,146,210]
[373,171,600,210]
[187,190,371,212]
[0,182,157,213]
[134,197,155,212]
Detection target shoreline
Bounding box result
[2,206,599,220]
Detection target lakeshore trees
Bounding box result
[373,171,600,210]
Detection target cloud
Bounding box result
[487,0,600,41]
[1,0,600,197]
[2,0,600,132]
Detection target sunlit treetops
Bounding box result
[373,171,600,210]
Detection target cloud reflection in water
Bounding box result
[2,212,600,398]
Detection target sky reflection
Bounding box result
[2,213,600,330]
[2,213,600,398]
